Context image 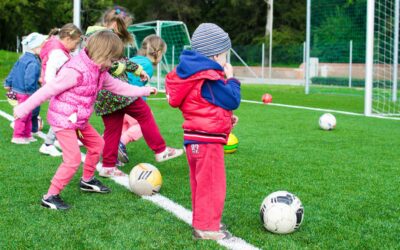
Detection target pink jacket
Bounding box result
[39,37,71,85]
[15,49,152,130]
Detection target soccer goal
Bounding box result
[127,21,191,91]
[365,0,400,117]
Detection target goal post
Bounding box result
[365,0,400,117]
[127,21,191,91]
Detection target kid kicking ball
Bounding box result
[260,191,304,234]
[129,163,162,196]
[319,113,336,130]
[262,93,273,104]
[224,133,239,154]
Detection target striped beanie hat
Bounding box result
[191,23,231,57]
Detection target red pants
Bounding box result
[185,143,226,231]
[102,98,166,168]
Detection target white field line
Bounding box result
[0,109,260,250]
[148,97,400,120]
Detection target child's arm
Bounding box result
[24,62,41,92]
[44,50,69,84]
[14,68,79,119]
[102,72,155,97]
[4,64,16,90]
[201,78,241,110]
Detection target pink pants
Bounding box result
[120,114,143,145]
[47,123,104,196]
[13,93,32,139]
[185,143,226,231]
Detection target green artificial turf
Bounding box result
[1,50,399,249]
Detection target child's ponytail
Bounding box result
[138,35,167,65]
[48,23,82,41]
[102,6,134,45]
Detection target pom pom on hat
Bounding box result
[191,23,231,57]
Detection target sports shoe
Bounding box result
[193,229,232,240]
[155,147,184,162]
[118,141,129,163]
[27,137,37,142]
[41,194,70,210]
[39,144,62,157]
[79,177,111,193]
[99,167,127,178]
[78,139,84,147]
[11,137,30,144]
[116,160,125,168]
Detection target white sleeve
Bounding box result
[44,49,69,84]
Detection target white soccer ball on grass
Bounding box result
[319,113,336,130]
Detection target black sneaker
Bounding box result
[79,178,111,193]
[41,195,70,210]
[118,141,129,163]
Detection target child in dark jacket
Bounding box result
[165,23,241,240]
[4,32,47,144]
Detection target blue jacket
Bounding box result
[4,52,41,95]
[176,50,240,110]
[127,55,154,87]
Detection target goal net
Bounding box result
[127,21,191,91]
[366,0,400,116]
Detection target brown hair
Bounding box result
[102,6,133,45]
[48,23,82,40]
[138,35,167,65]
[86,30,124,65]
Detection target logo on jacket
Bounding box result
[191,144,199,154]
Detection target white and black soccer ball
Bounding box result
[260,191,304,234]
[319,113,336,130]
[129,163,162,196]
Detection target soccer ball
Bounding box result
[224,133,238,154]
[319,113,336,130]
[262,93,273,104]
[260,191,304,234]
[129,163,162,196]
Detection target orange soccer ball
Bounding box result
[262,93,273,104]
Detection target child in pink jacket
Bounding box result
[14,30,155,210]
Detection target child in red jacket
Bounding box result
[165,23,240,240]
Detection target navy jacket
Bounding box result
[4,52,41,94]
[176,50,241,110]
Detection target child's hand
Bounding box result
[140,70,149,82]
[231,115,239,127]
[13,108,21,120]
[150,87,158,95]
[224,63,234,78]
[4,86,10,91]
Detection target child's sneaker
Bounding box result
[39,144,62,157]
[11,137,30,144]
[27,137,37,142]
[79,177,111,193]
[41,194,70,210]
[118,141,129,163]
[98,167,127,178]
[155,147,184,162]
[192,229,232,240]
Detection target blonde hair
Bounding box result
[86,30,124,65]
[48,23,82,40]
[102,6,133,45]
[138,35,167,65]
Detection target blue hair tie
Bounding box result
[115,8,121,14]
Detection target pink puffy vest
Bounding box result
[39,37,71,85]
[47,49,107,130]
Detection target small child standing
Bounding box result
[14,30,156,210]
[165,23,241,240]
[118,35,167,163]
[4,32,47,144]
[38,23,83,157]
